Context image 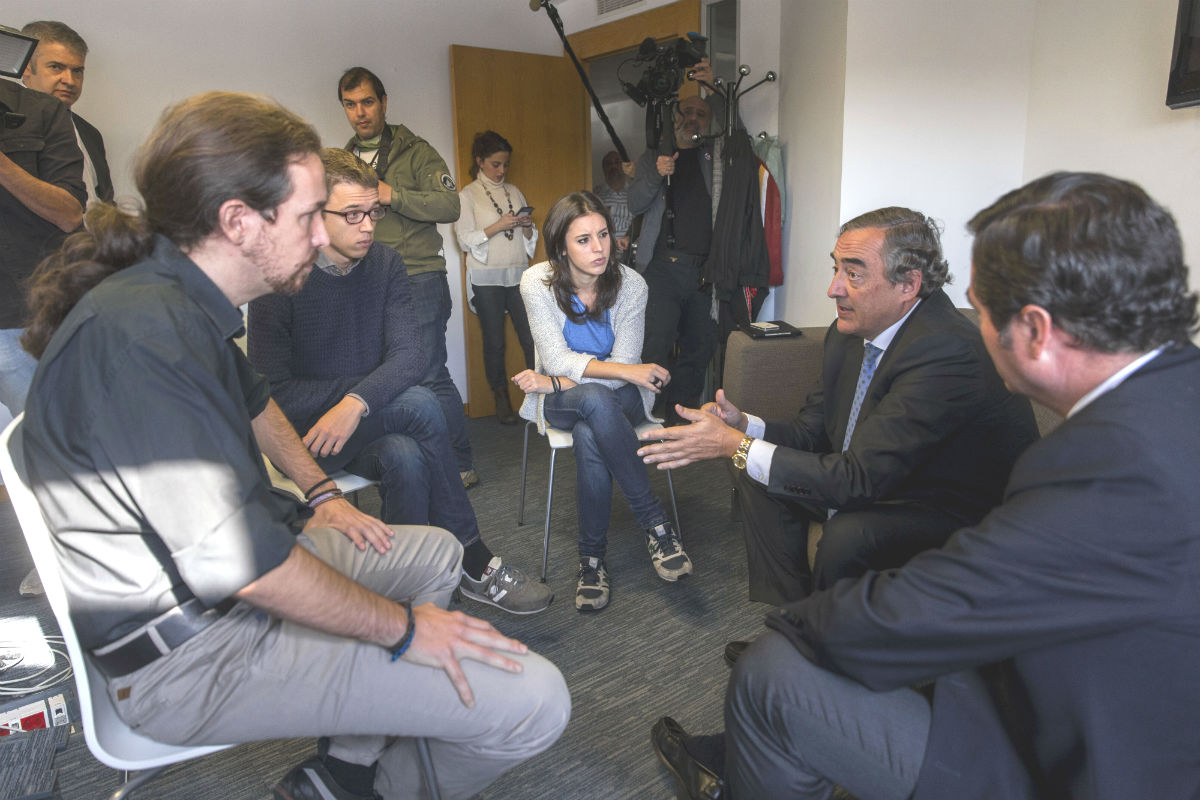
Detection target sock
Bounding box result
[461,540,496,580]
[684,732,726,778]
[322,754,377,796]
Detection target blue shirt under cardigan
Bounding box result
[563,295,614,359]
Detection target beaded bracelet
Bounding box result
[302,476,335,499]
[389,601,415,661]
[308,488,344,509]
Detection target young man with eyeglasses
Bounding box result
[248,148,553,616]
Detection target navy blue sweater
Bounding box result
[247,242,422,434]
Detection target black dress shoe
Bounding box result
[651,716,725,800]
[724,640,749,668]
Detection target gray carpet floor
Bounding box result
[1,414,771,799]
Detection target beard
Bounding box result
[243,228,315,297]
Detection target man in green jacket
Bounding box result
[338,67,477,487]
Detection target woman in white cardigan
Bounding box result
[456,130,537,424]
[513,191,692,612]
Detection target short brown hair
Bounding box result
[21,20,88,58]
[320,148,376,193]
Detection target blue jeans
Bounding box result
[0,328,36,416]
[317,385,481,548]
[409,271,473,472]
[543,382,668,560]
[725,631,929,800]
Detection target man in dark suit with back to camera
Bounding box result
[21,20,113,205]
[655,172,1200,800]
[639,207,1039,620]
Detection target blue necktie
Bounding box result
[841,342,882,453]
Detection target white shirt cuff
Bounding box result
[745,414,766,438]
[745,438,774,486]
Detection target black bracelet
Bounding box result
[308,488,344,508]
[389,600,415,662]
[550,375,561,393]
[302,476,335,499]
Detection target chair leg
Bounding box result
[541,449,556,583]
[416,736,442,800]
[110,766,168,799]
[665,467,682,536]
[518,422,532,525]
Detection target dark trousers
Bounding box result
[733,469,965,605]
[641,257,718,414]
[316,386,481,547]
[726,631,929,800]
[472,283,534,390]
[409,271,473,472]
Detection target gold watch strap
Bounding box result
[732,436,754,470]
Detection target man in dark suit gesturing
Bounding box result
[658,173,1200,800]
[640,207,1038,605]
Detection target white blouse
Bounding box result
[456,177,539,290]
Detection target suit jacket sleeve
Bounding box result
[387,139,461,224]
[783,413,1198,691]
[763,322,987,509]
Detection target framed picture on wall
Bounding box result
[1167,0,1200,108]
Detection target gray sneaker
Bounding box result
[575,557,610,611]
[459,557,553,615]
[646,522,692,581]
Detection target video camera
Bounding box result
[619,33,708,152]
[0,24,40,129]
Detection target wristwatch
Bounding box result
[731,436,754,470]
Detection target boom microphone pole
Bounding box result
[530,0,629,162]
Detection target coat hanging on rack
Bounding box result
[703,126,770,324]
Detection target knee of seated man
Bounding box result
[728,631,800,714]
[370,433,425,475]
[384,385,445,425]
[471,652,571,751]
[812,511,878,584]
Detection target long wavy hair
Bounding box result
[542,191,622,323]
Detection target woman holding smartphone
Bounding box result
[513,191,691,612]
[456,130,537,424]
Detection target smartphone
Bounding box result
[516,206,534,216]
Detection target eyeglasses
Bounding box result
[322,206,386,224]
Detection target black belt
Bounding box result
[654,249,706,267]
[91,597,236,679]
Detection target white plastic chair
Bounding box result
[0,415,232,799]
[262,456,376,507]
[517,420,681,581]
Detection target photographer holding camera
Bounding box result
[627,58,718,422]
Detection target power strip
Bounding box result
[0,685,76,737]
